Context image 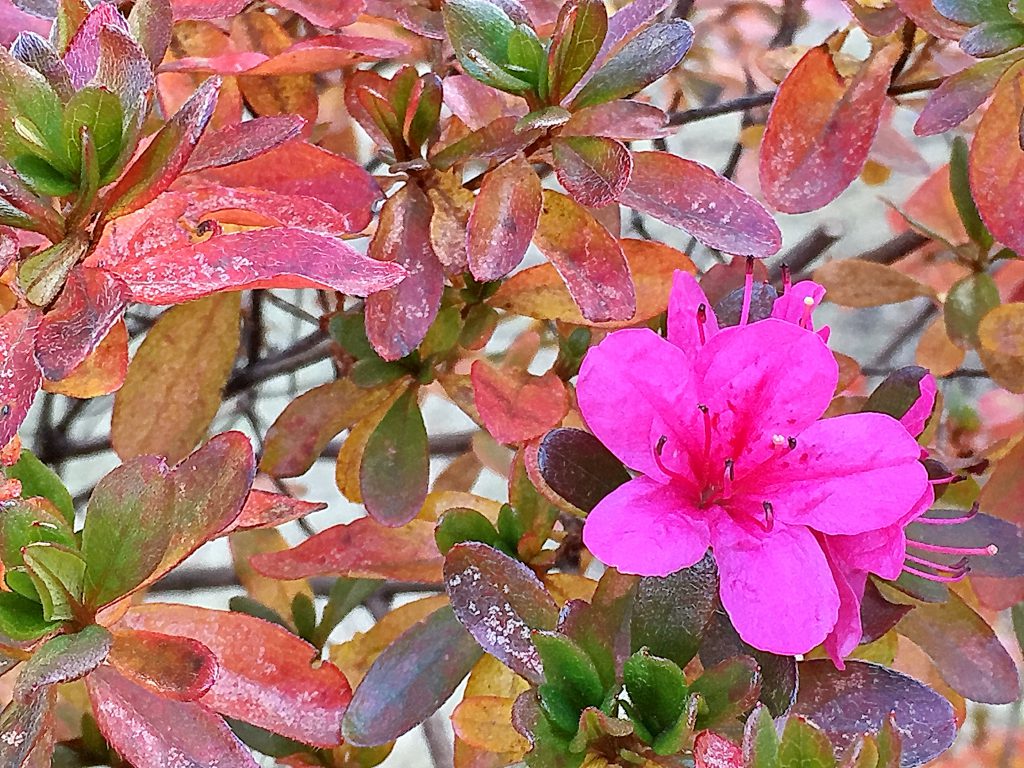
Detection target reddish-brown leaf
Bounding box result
[532,190,635,322]
[124,604,351,747]
[184,116,305,173]
[365,183,445,361]
[251,517,443,583]
[108,629,218,701]
[467,155,542,282]
[971,67,1024,256]
[759,43,902,214]
[561,100,670,139]
[63,3,130,88]
[620,151,781,257]
[0,308,42,448]
[87,666,259,768]
[34,267,130,382]
[490,237,695,327]
[915,53,1024,137]
[42,318,129,399]
[551,134,632,207]
[471,360,569,445]
[430,115,541,171]
[222,489,327,534]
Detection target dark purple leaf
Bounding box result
[531,427,630,513]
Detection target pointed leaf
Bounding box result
[13,625,112,703]
[467,154,542,281]
[547,0,607,104]
[778,716,836,768]
[760,44,902,213]
[0,308,42,448]
[223,489,326,534]
[915,52,1024,136]
[813,260,935,307]
[184,116,305,173]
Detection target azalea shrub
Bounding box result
[1,0,1024,766]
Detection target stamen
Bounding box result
[917,505,979,525]
[698,404,712,465]
[928,474,964,487]
[653,435,674,478]
[907,540,998,557]
[799,295,815,329]
[739,257,754,327]
[696,303,707,345]
[781,264,791,294]
[762,501,774,531]
[905,553,970,575]
[903,564,969,583]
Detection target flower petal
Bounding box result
[823,559,867,669]
[667,270,719,356]
[583,476,710,577]
[750,412,930,535]
[577,328,697,476]
[695,319,838,468]
[771,280,826,329]
[900,371,937,437]
[712,519,839,655]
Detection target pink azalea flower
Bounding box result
[577,270,933,657]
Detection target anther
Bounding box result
[787,436,797,450]
[771,434,786,448]
[800,295,815,329]
[762,501,774,531]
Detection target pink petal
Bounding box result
[667,270,719,356]
[577,328,697,477]
[771,280,825,325]
[900,372,937,437]
[712,519,839,655]
[695,319,838,468]
[822,559,867,669]
[749,412,929,535]
[583,476,709,577]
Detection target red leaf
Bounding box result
[123,604,352,747]
[222,489,327,534]
[842,0,904,35]
[971,67,1024,256]
[184,116,306,173]
[273,0,365,28]
[693,731,744,768]
[471,359,569,444]
[34,267,130,382]
[108,629,218,701]
[467,154,542,281]
[893,0,967,39]
[63,3,129,89]
[87,666,259,768]
[172,0,249,19]
[552,135,632,207]
[199,141,380,232]
[0,2,49,47]
[251,517,444,583]
[562,100,671,139]
[759,43,902,214]
[915,54,1023,136]
[430,115,541,171]
[620,151,781,257]
[365,183,444,361]
[0,308,42,448]
[533,190,635,322]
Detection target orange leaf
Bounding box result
[471,359,569,445]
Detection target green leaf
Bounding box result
[534,632,605,734]
[13,625,111,703]
[405,74,443,151]
[0,499,77,601]
[23,544,86,622]
[435,507,503,555]
[690,655,761,730]
[360,387,429,526]
[744,704,781,768]
[227,596,290,630]
[961,20,1024,58]
[443,0,530,92]
[227,718,309,760]
[0,168,65,239]
[3,448,72,528]
[1012,600,1024,655]
[11,154,75,196]
[62,86,124,178]
[547,0,607,104]
[330,311,377,361]
[950,136,993,248]
[861,366,933,422]
[944,273,1000,349]
[571,20,694,110]
[779,716,836,768]
[342,606,483,746]
[0,591,62,642]
[312,578,382,648]
[623,649,688,751]
[507,25,546,89]
[0,47,65,170]
[291,592,317,644]
[17,235,88,307]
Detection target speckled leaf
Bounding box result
[87,665,260,768]
[552,135,632,207]
[971,67,1024,257]
[223,490,326,534]
[792,660,957,767]
[0,308,42,449]
[530,427,630,514]
[760,44,902,214]
[13,625,112,703]
[112,293,240,463]
[184,115,305,173]
[0,690,54,767]
[897,590,1019,704]
[444,542,559,683]
[533,189,634,322]
[251,517,443,583]
[34,267,130,382]
[978,303,1024,393]
[359,388,429,526]
[471,360,569,445]
[124,604,352,746]
[562,100,670,139]
[108,628,218,701]
[260,380,399,478]
[914,52,1023,136]
[694,730,744,768]
[467,154,541,282]
[342,606,483,746]
[431,116,542,171]
[365,183,444,361]
[620,151,782,257]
